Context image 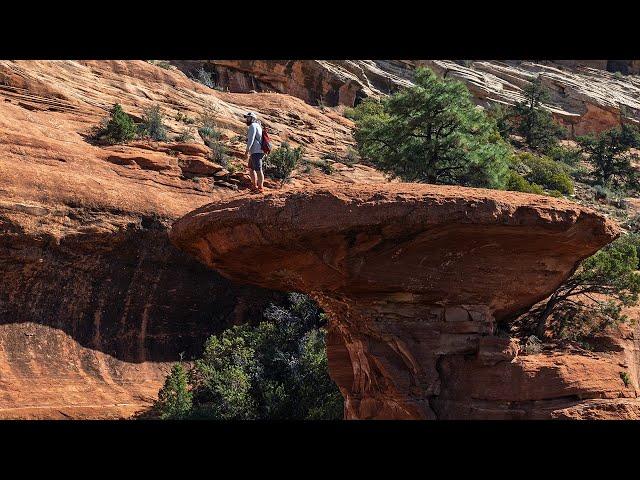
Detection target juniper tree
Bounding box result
[510,76,565,152]
[577,123,640,189]
[350,67,512,189]
[155,363,193,419]
[531,234,640,339]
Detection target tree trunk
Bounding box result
[535,298,556,339]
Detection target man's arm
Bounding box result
[245,123,256,157]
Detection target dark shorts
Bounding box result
[250,152,264,171]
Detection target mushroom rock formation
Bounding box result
[170,184,634,420]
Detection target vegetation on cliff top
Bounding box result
[346,67,512,189]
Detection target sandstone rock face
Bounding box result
[0,60,386,418]
[170,184,640,419]
[419,60,640,136]
[171,60,414,108]
[178,60,640,137]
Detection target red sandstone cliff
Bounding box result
[1,60,639,419]
[170,184,640,419]
[174,60,640,136]
[0,60,384,418]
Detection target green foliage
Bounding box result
[529,234,640,339]
[593,184,628,209]
[199,126,222,141]
[197,103,223,144]
[265,142,303,180]
[523,335,543,354]
[546,144,583,167]
[515,152,574,195]
[349,68,512,189]
[97,103,137,144]
[139,104,168,141]
[207,140,227,165]
[190,334,259,419]
[576,124,640,189]
[158,293,343,420]
[155,363,193,419]
[509,77,565,151]
[620,371,631,387]
[485,103,513,140]
[149,60,172,70]
[505,170,545,195]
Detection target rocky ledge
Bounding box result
[170,184,640,419]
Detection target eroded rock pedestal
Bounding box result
[170,184,640,419]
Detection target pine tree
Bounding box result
[155,363,193,419]
[510,76,565,151]
[103,103,137,143]
[350,67,512,189]
[577,123,640,188]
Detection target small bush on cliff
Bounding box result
[486,103,513,141]
[516,152,574,195]
[505,171,545,195]
[349,67,512,189]
[155,293,343,420]
[508,76,565,152]
[577,123,640,189]
[155,362,193,419]
[95,103,137,144]
[139,104,168,141]
[265,143,304,180]
[526,234,640,340]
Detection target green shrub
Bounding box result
[349,68,512,188]
[620,371,631,387]
[547,144,583,167]
[199,103,219,130]
[486,103,513,140]
[207,140,227,165]
[593,184,628,209]
[96,103,137,144]
[154,363,193,419]
[527,234,640,339]
[139,104,167,141]
[523,335,543,354]
[509,76,565,152]
[319,160,335,175]
[198,125,221,141]
[577,124,640,189]
[516,152,574,195]
[265,142,303,180]
[157,293,343,420]
[505,171,545,195]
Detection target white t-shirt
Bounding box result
[246,121,263,155]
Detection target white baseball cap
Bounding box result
[243,111,257,120]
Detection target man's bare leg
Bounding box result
[257,169,264,191]
[249,169,258,190]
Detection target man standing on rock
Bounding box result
[244,111,264,192]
